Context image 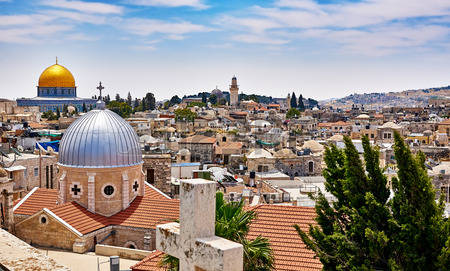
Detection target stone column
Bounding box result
[87,174,96,213]
[122,172,129,210]
[58,171,67,204]
[2,190,14,232]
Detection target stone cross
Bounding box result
[97,82,104,99]
[156,179,243,271]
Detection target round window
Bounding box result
[104,185,114,196]
[41,216,47,224]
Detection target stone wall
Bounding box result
[142,154,172,195]
[15,211,78,250]
[274,155,322,178]
[179,143,215,163]
[58,164,144,217]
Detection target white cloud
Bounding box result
[127,0,209,10]
[41,0,123,14]
[220,0,450,54]
[122,18,211,36]
[0,24,72,43]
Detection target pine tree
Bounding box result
[296,136,394,270]
[290,92,297,108]
[115,93,121,102]
[298,94,305,111]
[296,133,450,270]
[127,92,132,106]
[390,132,449,270]
[82,103,87,113]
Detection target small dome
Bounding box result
[301,140,324,153]
[59,109,142,168]
[274,148,297,158]
[178,148,191,155]
[39,63,75,88]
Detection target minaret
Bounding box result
[287,93,291,109]
[230,76,239,106]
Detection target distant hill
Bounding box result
[320,85,450,109]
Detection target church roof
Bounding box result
[58,109,142,168]
[13,187,58,216]
[14,183,178,235]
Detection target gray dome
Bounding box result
[59,109,142,168]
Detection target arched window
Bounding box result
[308,161,314,173]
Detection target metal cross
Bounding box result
[97,82,104,99]
[71,185,81,195]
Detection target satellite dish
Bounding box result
[17,145,24,152]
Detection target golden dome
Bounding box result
[38,62,75,88]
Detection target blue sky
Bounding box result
[0,0,449,101]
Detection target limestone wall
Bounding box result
[15,211,78,250]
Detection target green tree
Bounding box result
[290,92,297,108]
[296,134,449,270]
[174,108,197,122]
[201,92,207,103]
[160,192,274,270]
[209,94,217,105]
[42,110,58,120]
[169,95,182,106]
[127,92,132,106]
[144,92,156,111]
[107,101,132,118]
[286,108,301,119]
[298,94,305,111]
[390,132,449,270]
[115,93,121,102]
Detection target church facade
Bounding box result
[17,60,97,112]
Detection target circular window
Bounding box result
[41,217,47,224]
[104,185,114,196]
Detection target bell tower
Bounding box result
[230,76,239,106]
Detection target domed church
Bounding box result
[58,107,144,216]
[12,106,179,253]
[17,59,97,112]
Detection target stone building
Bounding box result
[274,148,322,178]
[178,135,216,163]
[3,152,58,191]
[12,106,179,253]
[142,154,172,196]
[229,76,239,106]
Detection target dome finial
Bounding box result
[56,56,58,64]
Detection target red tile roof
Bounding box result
[130,250,165,271]
[131,204,321,271]
[14,183,179,235]
[50,202,109,235]
[14,188,58,216]
[248,205,321,271]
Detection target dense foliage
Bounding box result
[107,101,132,118]
[286,108,301,119]
[174,108,197,122]
[296,133,449,270]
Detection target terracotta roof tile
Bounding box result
[247,205,321,271]
[131,204,321,271]
[131,250,165,271]
[14,188,58,216]
[14,184,179,235]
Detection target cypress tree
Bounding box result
[291,92,297,108]
[390,132,449,270]
[296,133,450,270]
[298,94,305,111]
